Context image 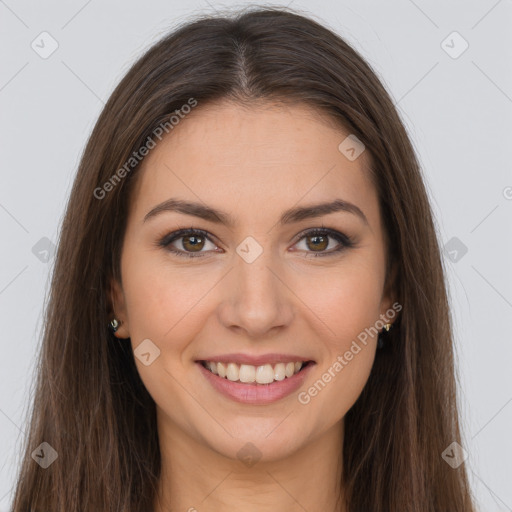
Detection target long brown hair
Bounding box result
[11,5,476,511]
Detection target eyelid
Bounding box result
[291,225,350,245]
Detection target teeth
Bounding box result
[256,364,274,384]
[274,363,286,381]
[226,363,239,382]
[239,364,256,383]
[203,360,306,384]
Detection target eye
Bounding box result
[158,227,354,259]
[292,227,354,258]
[158,228,219,258]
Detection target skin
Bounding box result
[110,100,395,512]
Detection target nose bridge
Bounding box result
[218,239,294,336]
[238,248,279,298]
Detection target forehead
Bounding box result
[128,100,380,229]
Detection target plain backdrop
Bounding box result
[1,0,511,510]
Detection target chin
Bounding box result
[197,414,313,464]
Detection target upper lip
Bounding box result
[197,353,315,366]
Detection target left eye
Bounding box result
[293,229,345,255]
[158,227,353,258]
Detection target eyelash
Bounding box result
[157,226,355,259]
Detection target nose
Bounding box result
[216,248,295,339]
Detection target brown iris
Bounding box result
[306,233,328,252]
[181,234,206,252]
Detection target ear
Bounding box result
[379,259,399,324]
[109,277,130,339]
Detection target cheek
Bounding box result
[121,247,212,343]
[297,272,381,430]
[300,258,385,350]
[120,252,212,418]
[297,259,384,423]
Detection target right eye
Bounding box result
[158,228,220,258]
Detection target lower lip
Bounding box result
[197,362,315,405]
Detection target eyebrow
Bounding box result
[143,198,369,227]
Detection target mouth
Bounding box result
[196,357,316,405]
[199,360,314,385]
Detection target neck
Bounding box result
[153,413,346,512]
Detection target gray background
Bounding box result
[1,0,511,510]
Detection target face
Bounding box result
[111,100,395,462]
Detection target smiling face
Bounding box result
[110,99,394,463]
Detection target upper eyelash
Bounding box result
[157,227,354,258]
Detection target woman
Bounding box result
[11,6,477,511]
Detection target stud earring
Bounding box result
[377,323,393,349]
[109,318,121,333]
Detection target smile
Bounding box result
[197,358,316,404]
[201,360,310,384]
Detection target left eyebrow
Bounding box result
[280,199,369,226]
[143,198,369,227]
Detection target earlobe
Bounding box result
[108,278,130,339]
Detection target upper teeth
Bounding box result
[204,361,304,384]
